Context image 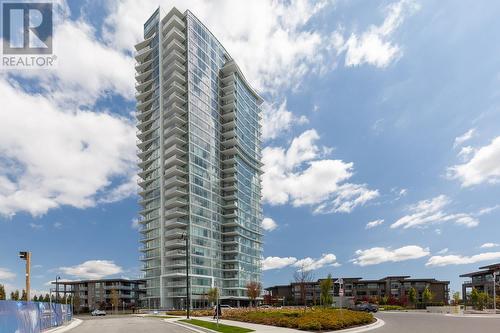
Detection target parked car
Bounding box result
[220,305,233,309]
[91,309,107,316]
[354,303,378,313]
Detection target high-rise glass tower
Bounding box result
[135,7,263,309]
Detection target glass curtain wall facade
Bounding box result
[135,7,263,309]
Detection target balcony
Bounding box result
[165,228,187,240]
[164,175,187,189]
[135,46,153,62]
[165,207,188,219]
[164,197,188,209]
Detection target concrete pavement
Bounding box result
[71,315,193,333]
[373,311,500,333]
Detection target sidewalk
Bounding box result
[44,319,83,333]
[171,316,384,333]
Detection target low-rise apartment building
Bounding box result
[460,263,500,307]
[54,278,146,311]
[266,275,449,306]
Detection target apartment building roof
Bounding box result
[51,278,145,285]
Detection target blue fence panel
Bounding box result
[0,300,72,333]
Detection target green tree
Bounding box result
[246,281,261,307]
[110,289,120,313]
[43,294,50,302]
[21,289,27,301]
[207,288,219,307]
[319,274,333,307]
[32,295,38,302]
[11,290,20,300]
[452,291,461,305]
[422,287,433,304]
[0,284,5,300]
[73,294,81,314]
[408,288,417,307]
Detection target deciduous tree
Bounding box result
[408,287,417,308]
[246,281,261,307]
[207,288,219,307]
[422,287,433,304]
[319,274,333,307]
[0,284,5,300]
[110,289,120,313]
[294,265,314,308]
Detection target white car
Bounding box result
[91,309,107,316]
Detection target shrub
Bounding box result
[221,307,373,331]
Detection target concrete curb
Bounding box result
[324,318,385,333]
[43,319,83,333]
[166,317,385,333]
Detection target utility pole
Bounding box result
[55,276,61,303]
[19,251,31,301]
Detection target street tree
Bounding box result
[21,289,27,301]
[11,290,20,300]
[110,289,120,313]
[319,274,333,307]
[408,287,417,308]
[422,287,433,304]
[294,265,314,308]
[73,294,81,314]
[246,281,261,307]
[43,294,50,302]
[452,291,461,305]
[207,288,218,307]
[0,284,5,300]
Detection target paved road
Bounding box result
[72,315,192,333]
[374,312,500,333]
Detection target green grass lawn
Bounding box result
[180,319,254,333]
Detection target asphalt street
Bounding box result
[71,315,193,333]
[71,312,500,333]
[373,312,500,333]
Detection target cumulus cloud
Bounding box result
[262,129,378,213]
[294,253,340,271]
[263,253,339,271]
[333,0,420,68]
[60,260,123,279]
[0,268,16,280]
[351,245,430,266]
[448,136,500,187]
[366,219,384,229]
[261,217,278,231]
[0,79,136,217]
[262,100,308,141]
[262,257,298,271]
[454,128,476,148]
[131,218,140,230]
[426,252,500,267]
[391,195,479,229]
[480,243,499,249]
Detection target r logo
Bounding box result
[2,2,53,54]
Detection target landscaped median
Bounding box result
[167,307,374,332]
[180,319,254,333]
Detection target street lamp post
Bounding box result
[181,232,190,319]
[55,276,61,303]
[19,251,31,301]
[494,271,498,313]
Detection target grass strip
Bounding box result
[144,315,178,319]
[180,319,254,333]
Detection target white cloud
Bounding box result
[334,0,420,68]
[391,195,479,229]
[448,136,500,187]
[131,218,140,230]
[262,100,308,141]
[480,243,499,249]
[262,257,298,271]
[60,260,123,279]
[0,267,16,280]
[477,205,500,216]
[437,248,449,255]
[457,146,475,161]
[103,0,329,92]
[29,223,43,229]
[263,253,340,271]
[262,129,378,213]
[426,252,500,267]
[294,253,340,271]
[351,245,430,266]
[261,217,278,231]
[454,128,476,148]
[12,20,134,107]
[53,222,63,229]
[0,78,136,217]
[366,219,384,229]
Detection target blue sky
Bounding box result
[1,0,500,298]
